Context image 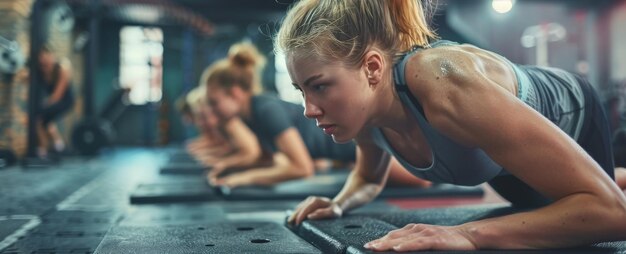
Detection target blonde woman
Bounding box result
[204,42,431,188]
[276,0,626,251]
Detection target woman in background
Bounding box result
[36,46,74,158]
[204,42,431,188]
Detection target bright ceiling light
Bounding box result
[492,0,514,14]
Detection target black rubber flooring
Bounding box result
[1,148,625,254]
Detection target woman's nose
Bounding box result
[303,100,322,119]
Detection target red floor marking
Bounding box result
[385,184,510,209]
[385,197,485,209]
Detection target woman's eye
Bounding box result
[312,84,326,92]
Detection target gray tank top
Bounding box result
[372,40,585,186]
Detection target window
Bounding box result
[119,26,163,105]
[274,51,303,105]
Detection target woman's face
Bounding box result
[192,103,220,132]
[206,86,241,121]
[38,50,54,67]
[287,53,375,143]
[192,108,207,130]
[201,104,220,129]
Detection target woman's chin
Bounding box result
[331,133,354,144]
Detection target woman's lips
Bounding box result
[318,124,336,135]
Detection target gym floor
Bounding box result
[0,148,625,253]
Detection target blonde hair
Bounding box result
[275,0,438,67]
[203,42,266,95]
[186,86,207,114]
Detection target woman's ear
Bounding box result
[363,50,384,85]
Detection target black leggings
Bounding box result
[39,93,74,127]
[488,76,615,208]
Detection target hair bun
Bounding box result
[228,42,266,70]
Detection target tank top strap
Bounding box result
[392,40,460,118]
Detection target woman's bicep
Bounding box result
[427,75,618,201]
[225,118,261,155]
[54,64,71,92]
[275,128,314,173]
[60,59,72,78]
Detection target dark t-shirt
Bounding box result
[245,94,355,161]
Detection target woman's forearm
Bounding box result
[215,149,261,169]
[225,161,310,186]
[332,169,385,213]
[463,193,626,249]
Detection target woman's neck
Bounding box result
[368,73,416,135]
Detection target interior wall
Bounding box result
[608,1,626,132]
[0,0,32,158]
[611,1,626,82]
[447,1,601,86]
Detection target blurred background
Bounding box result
[0,0,624,162]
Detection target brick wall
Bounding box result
[0,0,32,157]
